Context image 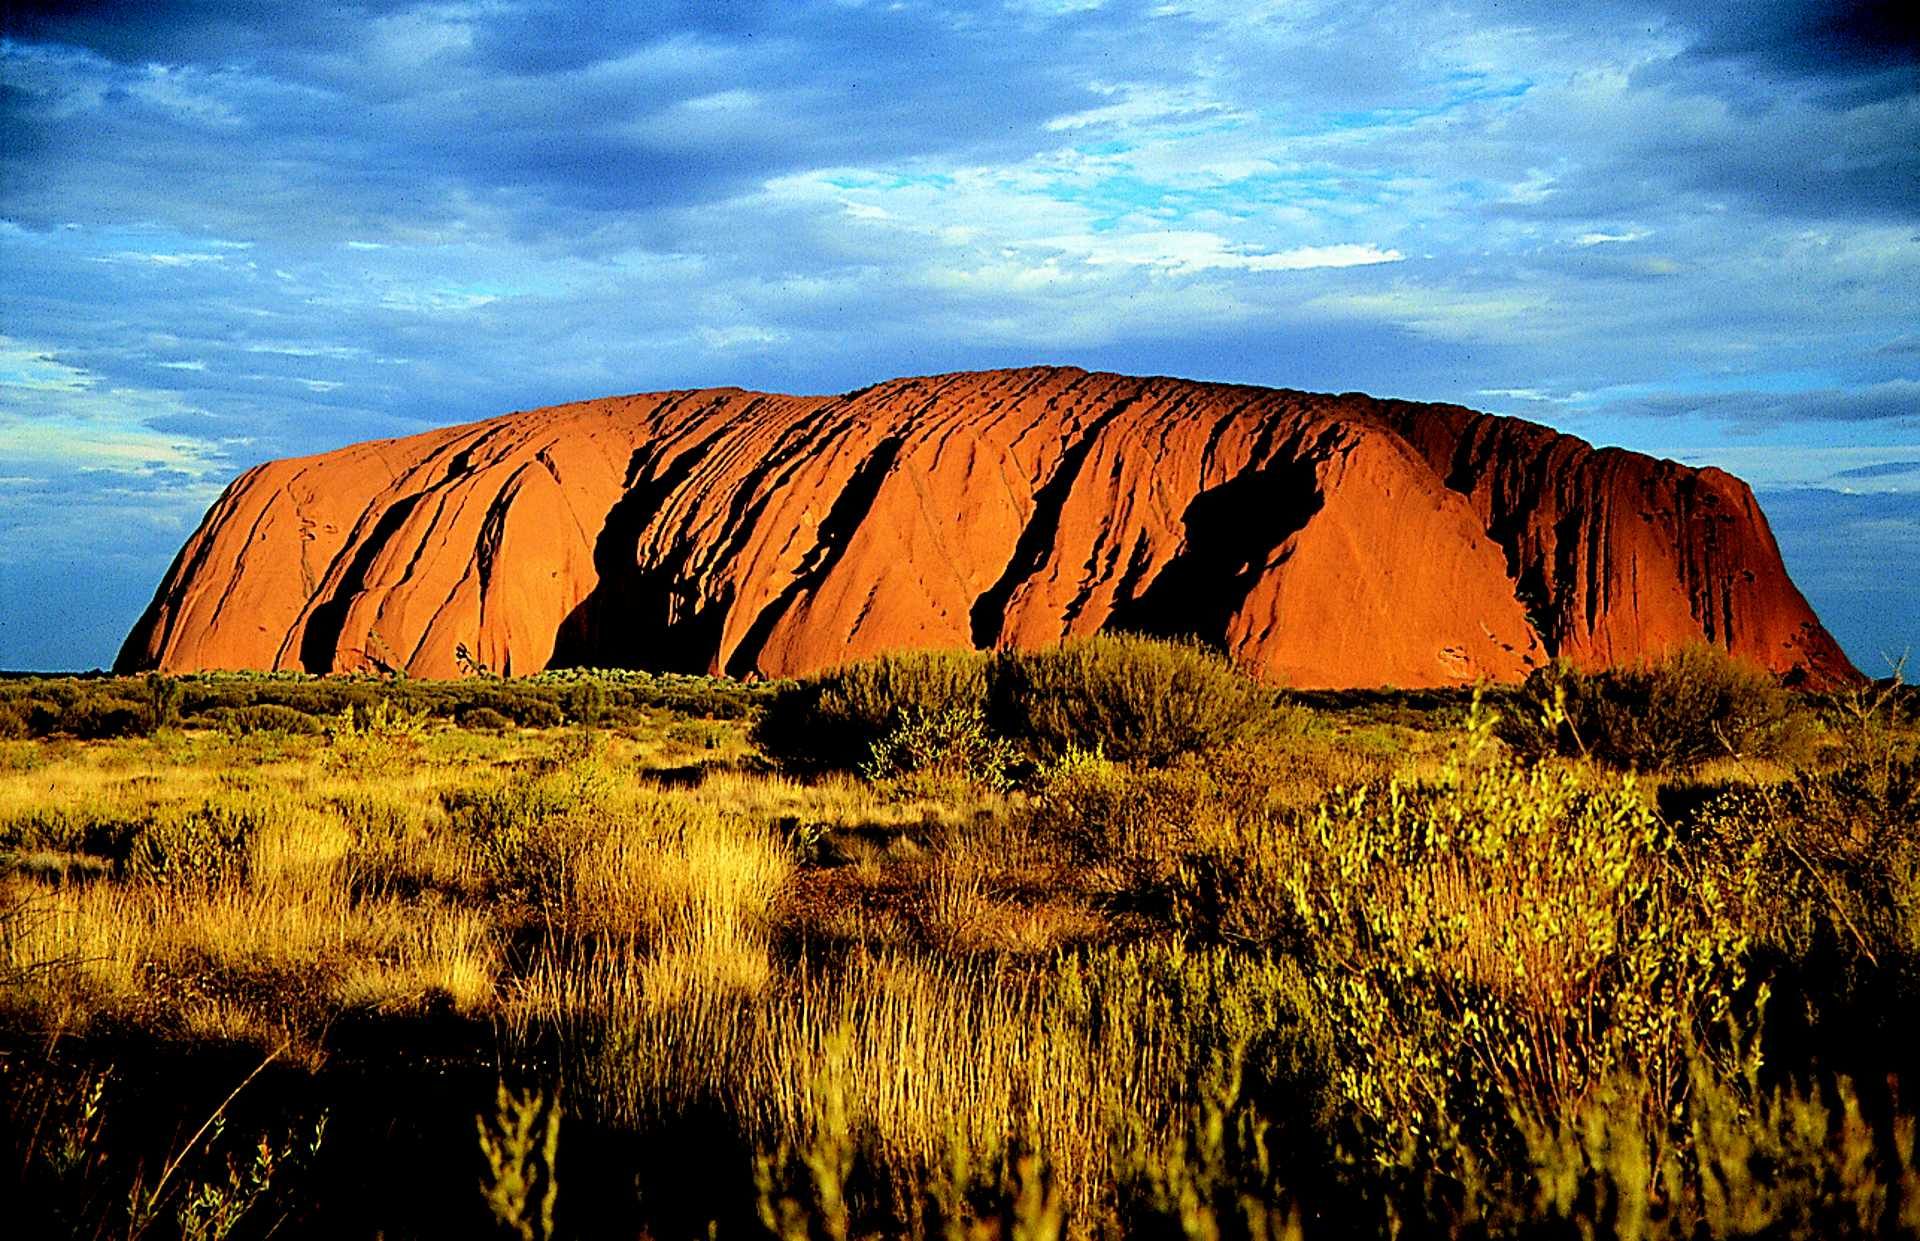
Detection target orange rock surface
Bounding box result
[117,368,1858,688]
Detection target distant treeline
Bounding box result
[0,667,769,740]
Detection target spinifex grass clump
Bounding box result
[530,941,1319,1232]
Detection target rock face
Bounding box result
[118,368,1857,688]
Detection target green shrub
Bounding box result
[145,673,182,731]
[757,638,1276,773]
[447,736,616,898]
[664,717,732,751]
[755,650,989,771]
[861,706,1018,795]
[510,698,566,730]
[122,801,260,887]
[0,804,118,856]
[1,698,53,739]
[322,699,430,772]
[987,634,1273,766]
[58,696,151,740]
[1026,746,1214,888]
[1505,645,1809,771]
[223,704,323,736]
[1694,750,1920,966]
[566,681,608,726]
[1192,699,1751,1166]
[456,705,514,733]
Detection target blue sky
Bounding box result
[1,0,1915,673]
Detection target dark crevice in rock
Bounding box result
[299,494,427,673]
[724,434,908,678]
[969,392,1140,648]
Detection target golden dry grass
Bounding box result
[5,672,1916,1240]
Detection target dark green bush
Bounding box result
[510,698,566,729]
[1504,645,1810,771]
[566,681,608,725]
[0,679,166,738]
[224,703,323,736]
[988,634,1274,766]
[757,637,1278,773]
[58,697,150,740]
[664,717,732,751]
[754,650,989,771]
[0,804,107,855]
[145,673,182,731]
[2,670,770,741]
[455,705,514,733]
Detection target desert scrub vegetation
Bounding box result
[756,633,1284,775]
[753,648,991,772]
[985,633,1279,765]
[0,665,769,742]
[2,646,1918,1237]
[1502,644,1816,771]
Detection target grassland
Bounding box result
[1,641,1917,1239]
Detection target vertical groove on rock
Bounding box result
[968,389,1142,648]
[724,434,908,678]
[298,494,426,672]
[1106,421,1332,647]
[549,416,740,671]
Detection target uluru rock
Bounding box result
[117,367,1857,689]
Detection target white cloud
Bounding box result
[699,324,790,350]
[242,342,365,359]
[1254,243,1404,271]
[0,340,227,477]
[1045,83,1243,133]
[378,287,499,313]
[0,341,90,392]
[681,89,759,113]
[1041,231,1402,272]
[99,251,227,267]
